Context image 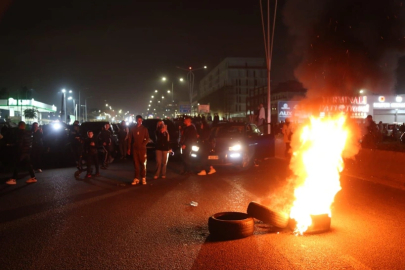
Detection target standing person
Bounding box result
[6,121,37,185]
[258,103,266,130]
[84,130,100,178]
[282,118,293,158]
[154,121,171,179]
[31,122,43,173]
[70,123,84,174]
[197,119,216,175]
[127,115,149,185]
[118,120,129,159]
[363,115,378,148]
[213,113,219,126]
[98,123,113,169]
[179,116,198,175]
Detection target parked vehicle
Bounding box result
[190,122,274,170]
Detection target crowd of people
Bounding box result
[5,114,222,185]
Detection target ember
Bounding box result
[289,115,349,235]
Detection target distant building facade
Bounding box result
[246,80,307,123]
[0,98,57,124]
[196,57,267,119]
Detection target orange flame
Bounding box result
[289,115,349,235]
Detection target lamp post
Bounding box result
[176,66,207,114]
[162,77,184,102]
[61,89,67,123]
[67,96,76,123]
[84,96,92,121]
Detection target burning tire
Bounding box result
[247,201,289,229]
[208,212,254,240]
[289,214,331,234]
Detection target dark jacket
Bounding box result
[155,130,171,151]
[98,129,112,146]
[85,136,98,155]
[32,129,43,148]
[69,126,82,147]
[198,125,211,142]
[118,126,128,141]
[128,124,149,151]
[15,129,33,155]
[180,124,198,149]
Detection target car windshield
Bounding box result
[215,126,245,138]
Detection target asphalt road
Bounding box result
[1,156,405,270]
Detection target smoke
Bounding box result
[283,0,405,98]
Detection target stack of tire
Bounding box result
[208,201,289,240]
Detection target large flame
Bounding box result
[289,115,349,235]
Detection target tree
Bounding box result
[24,108,38,123]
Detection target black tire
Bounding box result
[247,201,289,229]
[289,214,331,234]
[208,212,254,240]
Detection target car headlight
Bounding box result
[52,123,61,130]
[229,144,241,151]
[191,145,199,152]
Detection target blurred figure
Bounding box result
[213,113,219,126]
[31,122,43,173]
[258,103,266,132]
[197,119,216,176]
[362,115,378,148]
[6,121,37,185]
[84,130,99,178]
[282,118,293,158]
[70,123,84,174]
[98,123,113,169]
[128,115,149,185]
[118,120,129,159]
[154,121,171,179]
[179,116,198,175]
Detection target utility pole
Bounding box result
[260,0,278,134]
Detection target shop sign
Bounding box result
[373,102,405,109]
[278,101,299,121]
[322,96,367,104]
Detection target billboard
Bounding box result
[198,104,210,113]
[179,104,191,113]
[278,101,299,122]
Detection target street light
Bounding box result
[176,65,207,114]
[161,77,184,102]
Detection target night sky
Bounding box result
[0,0,404,116]
[0,0,292,115]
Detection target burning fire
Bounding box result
[289,115,349,235]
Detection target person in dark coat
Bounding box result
[197,119,216,175]
[154,120,171,179]
[118,120,129,159]
[69,123,84,173]
[98,123,113,169]
[179,116,198,175]
[84,130,100,178]
[31,122,43,173]
[6,121,37,185]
